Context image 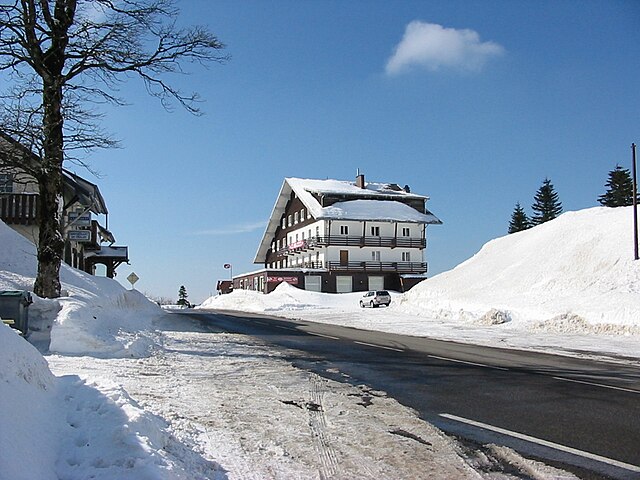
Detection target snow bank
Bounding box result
[398,207,640,331]
[0,219,161,357]
[0,324,191,480]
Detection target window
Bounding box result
[402,227,410,237]
[301,232,305,240]
[295,233,299,242]
[402,252,411,261]
[371,251,381,261]
[282,218,286,229]
[288,215,292,227]
[307,210,312,220]
[371,226,380,236]
[316,226,320,237]
[0,174,13,193]
[340,225,349,235]
[294,211,299,224]
[300,208,305,220]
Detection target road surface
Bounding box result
[178,309,640,480]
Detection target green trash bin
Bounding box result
[0,291,33,335]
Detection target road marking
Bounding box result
[428,354,509,371]
[354,341,404,352]
[274,325,294,331]
[553,376,640,394]
[307,332,340,340]
[439,413,640,473]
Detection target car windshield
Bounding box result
[377,291,389,296]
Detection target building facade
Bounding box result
[0,133,129,278]
[233,174,441,294]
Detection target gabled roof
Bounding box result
[254,177,442,263]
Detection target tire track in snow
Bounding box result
[308,374,341,479]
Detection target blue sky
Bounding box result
[81,0,640,303]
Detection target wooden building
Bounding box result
[233,174,441,294]
[0,132,129,278]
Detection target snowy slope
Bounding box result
[0,219,161,357]
[398,206,640,330]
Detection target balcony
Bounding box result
[0,193,38,225]
[326,261,427,274]
[277,235,425,256]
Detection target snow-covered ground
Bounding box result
[1,206,637,479]
[200,207,640,363]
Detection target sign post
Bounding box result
[632,143,638,261]
[126,272,140,290]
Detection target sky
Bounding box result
[68,0,640,303]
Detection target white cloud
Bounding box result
[385,21,505,75]
[192,221,266,236]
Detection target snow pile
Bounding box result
[398,207,640,331]
[0,325,190,480]
[0,219,161,357]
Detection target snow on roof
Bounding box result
[254,177,441,263]
[320,199,440,223]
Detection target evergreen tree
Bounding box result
[508,202,531,233]
[598,165,635,207]
[531,178,563,225]
[177,286,190,307]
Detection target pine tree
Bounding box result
[508,202,531,233]
[531,178,563,225]
[177,286,189,307]
[598,165,635,207]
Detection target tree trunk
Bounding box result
[33,81,65,299]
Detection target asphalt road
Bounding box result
[177,309,640,480]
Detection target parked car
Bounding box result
[359,290,391,308]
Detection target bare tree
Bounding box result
[0,0,227,298]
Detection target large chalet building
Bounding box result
[0,132,129,278]
[233,174,441,294]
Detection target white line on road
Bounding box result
[354,341,404,352]
[439,413,640,473]
[427,355,509,371]
[307,332,340,340]
[552,376,640,394]
[274,325,294,331]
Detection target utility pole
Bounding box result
[633,143,638,261]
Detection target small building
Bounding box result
[0,132,129,278]
[216,280,234,295]
[233,174,441,294]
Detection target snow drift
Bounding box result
[0,219,161,357]
[397,206,640,330]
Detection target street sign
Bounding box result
[68,230,91,242]
[126,272,139,289]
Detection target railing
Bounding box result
[276,235,425,256]
[0,193,38,225]
[327,261,427,273]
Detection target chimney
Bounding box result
[355,173,365,189]
[404,184,411,193]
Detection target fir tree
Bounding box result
[598,165,635,207]
[508,202,530,233]
[177,285,190,307]
[531,178,563,225]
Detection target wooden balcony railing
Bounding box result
[326,261,427,273]
[0,193,38,225]
[276,235,426,256]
